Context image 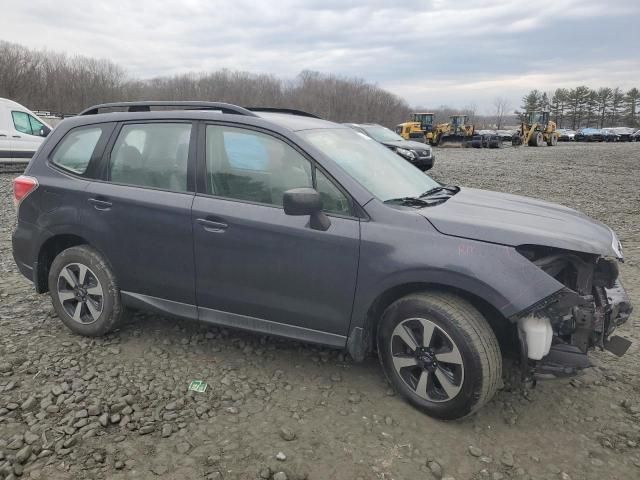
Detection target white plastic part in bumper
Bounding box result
[518,316,553,360]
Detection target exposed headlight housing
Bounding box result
[610,229,624,261]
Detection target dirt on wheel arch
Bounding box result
[0,142,638,480]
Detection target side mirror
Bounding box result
[40,126,51,137]
[283,187,331,231]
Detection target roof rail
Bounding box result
[247,107,320,119]
[78,101,259,117]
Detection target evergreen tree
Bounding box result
[624,88,640,127]
[550,88,569,127]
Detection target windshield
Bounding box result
[299,128,439,202]
[360,125,405,143]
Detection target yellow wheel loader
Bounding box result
[431,115,475,147]
[395,112,435,143]
[512,111,558,147]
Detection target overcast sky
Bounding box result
[2,0,639,112]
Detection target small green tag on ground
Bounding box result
[188,380,208,393]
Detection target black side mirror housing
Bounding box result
[283,188,331,231]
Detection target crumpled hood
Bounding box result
[420,187,619,257]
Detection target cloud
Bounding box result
[1,0,638,110]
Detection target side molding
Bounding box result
[121,291,198,320]
[121,291,347,348]
[198,306,347,348]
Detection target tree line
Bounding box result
[4,40,636,131]
[519,87,640,129]
[0,40,411,127]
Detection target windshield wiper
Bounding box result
[419,185,460,197]
[384,196,433,207]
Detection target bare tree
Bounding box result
[492,97,510,129]
[3,40,638,129]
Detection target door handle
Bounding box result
[88,198,113,211]
[12,135,21,138]
[0,134,7,137]
[196,218,228,233]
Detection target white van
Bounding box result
[0,98,52,163]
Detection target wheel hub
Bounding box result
[74,286,88,300]
[416,347,438,371]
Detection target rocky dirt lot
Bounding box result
[1,142,639,480]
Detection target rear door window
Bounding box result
[108,123,192,192]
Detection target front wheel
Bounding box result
[48,245,122,337]
[377,292,502,420]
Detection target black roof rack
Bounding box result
[78,101,258,117]
[247,107,320,119]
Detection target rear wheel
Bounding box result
[48,246,122,337]
[377,292,502,420]
[547,133,558,146]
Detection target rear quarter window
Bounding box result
[51,126,104,175]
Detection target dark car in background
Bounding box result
[472,130,503,148]
[344,123,434,171]
[495,130,514,142]
[575,128,604,142]
[633,129,640,142]
[601,128,621,142]
[610,127,636,142]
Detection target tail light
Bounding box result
[13,175,39,207]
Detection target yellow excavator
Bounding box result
[512,111,558,147]
[431,115,475,147]
[395,112,435,143]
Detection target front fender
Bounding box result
[349,216,565,339]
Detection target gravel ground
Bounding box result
[0,142,639,480]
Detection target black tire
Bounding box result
[529,132,542,147]
[377,292,501,420]
[48,245,122,337]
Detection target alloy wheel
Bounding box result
[57,263,104,324]
[390,317,464,402]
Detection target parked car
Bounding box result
[575,128,604,142]
[610,127,636,142]
[601,128,621,142]
[632,129,640,142]
[471,130,502,148]
[12,101,632,420]
[495,130,513,142]
[0,98,52,162]
[344,122,434,171]
[556,129,576,141]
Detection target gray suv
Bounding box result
[12,101,632,419]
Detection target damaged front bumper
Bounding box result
[515,280,633,377]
